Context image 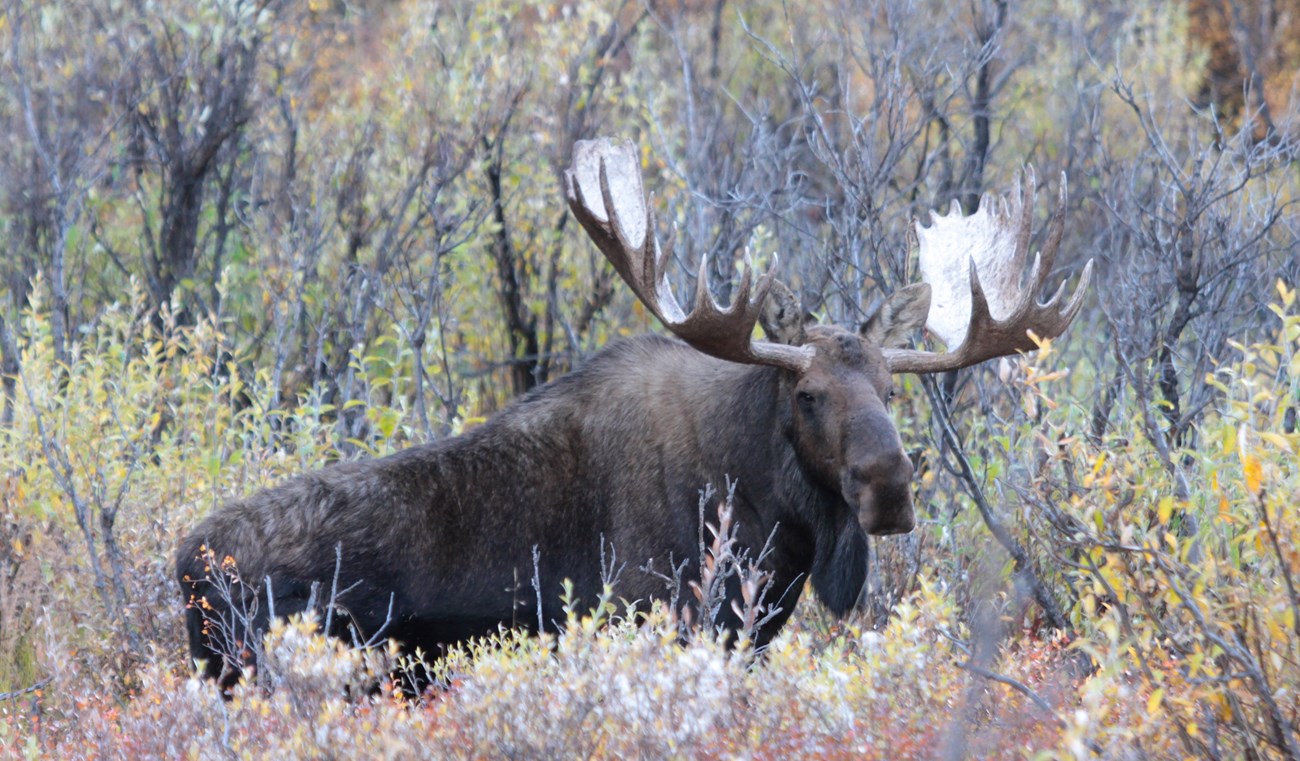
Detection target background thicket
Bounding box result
[1,0,1299,758]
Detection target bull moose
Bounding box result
[177,137,1091,688]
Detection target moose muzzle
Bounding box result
[842,448,916,536]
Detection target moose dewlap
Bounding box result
[176,137,1090,689]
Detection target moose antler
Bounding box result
[884,168,1093,374]
[566,137,814,372]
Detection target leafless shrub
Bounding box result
[684,481,785,648]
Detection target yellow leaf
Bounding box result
[1027,330,1051,355]
[1243,454,1262,494]
[1147,688,1164,714]
[1278,279,1296,307]
[1217,496,1234,523]
[1026,369,1068,385]
[1157,496,1175,524]
[1239,424,1262,493]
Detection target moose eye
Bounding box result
[887,388,897,402]
[797,390,817,407]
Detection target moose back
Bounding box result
[177,137,1090,688]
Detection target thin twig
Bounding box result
[531,544,544,633]
[0,677,51,702]
[1256,488,1300,638]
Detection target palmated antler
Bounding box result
[566,137,814,372]
[884,167,1093,374]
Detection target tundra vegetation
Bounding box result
[0,0,1299,759]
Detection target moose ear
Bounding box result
[759,280,816,346]
[860,283,931,349]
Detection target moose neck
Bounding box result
[667,345,869,616]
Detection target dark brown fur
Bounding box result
[177,316,919,687]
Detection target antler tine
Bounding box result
[1058,259,1093,322]
[885,168,1092,375]
[727,248,768,319]
[966,257,994,327]
[567,137,812,372]
[693,254,715,316]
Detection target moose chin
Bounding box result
[177,137,1091,690]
